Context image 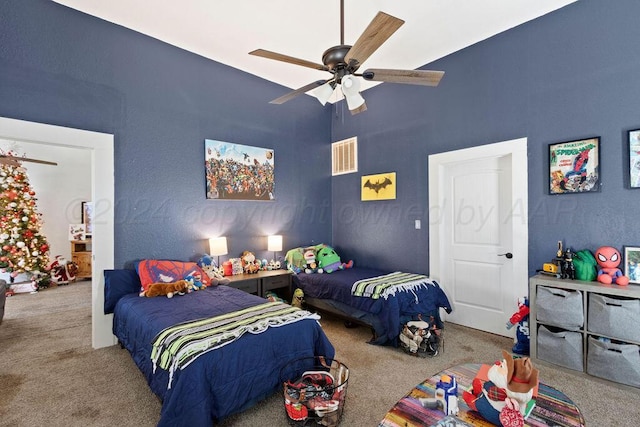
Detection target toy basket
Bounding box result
[281,356,349,426]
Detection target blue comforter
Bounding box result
[113,285,334,426]
[293,268,452,345]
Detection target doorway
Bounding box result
[0,116,115,348]
[428,138,528,337]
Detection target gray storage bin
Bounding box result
[587,337,640,388]
[537,325,584,371]
[536,286,583,330]
[588,294,640,343]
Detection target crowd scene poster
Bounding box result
[205,139,275,200]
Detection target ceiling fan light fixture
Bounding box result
[312,81,335,105]
[341,75,366,113]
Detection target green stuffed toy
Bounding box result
[284,247,306,273]
[316,245,353,273]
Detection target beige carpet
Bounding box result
[0,283,637,426]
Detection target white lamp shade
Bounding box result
[341,75,366,113]
[209,237,228,256]
[312,82,335,106]
[267,235,283,252]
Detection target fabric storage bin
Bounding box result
[537,325,583,371]
[588,294,640,343]
[587,337,640,388]
[536,286,583,330]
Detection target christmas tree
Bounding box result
[0,151,51,287]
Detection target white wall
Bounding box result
[0,139,90,282]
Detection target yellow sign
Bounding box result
[361,172,396,201]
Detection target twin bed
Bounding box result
[292,267,452,345]
[104,259,451,425]
[104,268,334,426]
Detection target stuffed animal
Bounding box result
[292,288,305,308]
[463,350,538,427]
[595,246,629,286]
[241,251,260,274]
[185,271,206,291]
[284,248,305,273]
[316,245,353,274]
[140,280,190,298]
[265,291,285,303]
[303,248,323,274]
[197,254,230,286]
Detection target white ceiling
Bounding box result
[53,0,576,96]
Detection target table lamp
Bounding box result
[209,236,228,268]
[267,235,283,265]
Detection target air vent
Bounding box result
[332,137,358,176]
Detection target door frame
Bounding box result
[0,116,116,349]
[428,137,529,330]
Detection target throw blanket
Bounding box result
[351,272,436,300]
[151,302,320,388]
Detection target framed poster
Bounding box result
[205,139,275,200]
[628,129,640,188]
[624,246,640,284]
[361,172,396,201]
[549,137,600,194]
[81,201,93,236]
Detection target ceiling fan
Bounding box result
[0,154,58,166]
[249,0,444,114]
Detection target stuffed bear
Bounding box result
[140,280,190,298]
[463,350,538,427]
[595,246,629,286]
[316,245,353,274]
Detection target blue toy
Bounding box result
[506,297,530,355]
[185,271,206,291]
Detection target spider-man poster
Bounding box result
[549,137,600,194]
[205,139,275,200]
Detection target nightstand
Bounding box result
[225,270,292,300]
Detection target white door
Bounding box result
[429,138,528,337]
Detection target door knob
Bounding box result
[498,252,513,259]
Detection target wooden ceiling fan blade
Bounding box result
[249,49,329,72]
[269,80,329,105]
[0,155,58,166]
[362,69,445,86]
[344,12,404,69]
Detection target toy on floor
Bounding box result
[505,297,530,355]
[140,280,190,298]
[292,288,305,308]
[595,246,629,286]
[435,374,459,415]
[265,291,285,303]
[463,350,538,427]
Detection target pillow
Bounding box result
[104,269,141,314]
[136,259,210,291]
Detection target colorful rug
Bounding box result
[378,363,585,427]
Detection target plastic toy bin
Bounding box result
[281,356,349,426]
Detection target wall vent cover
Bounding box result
[332,137,357,176]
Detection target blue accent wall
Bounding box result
[332,0,640,275]
[0,0,332,267]
[2,0,640,278]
